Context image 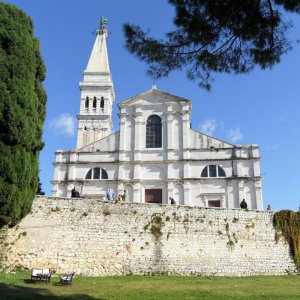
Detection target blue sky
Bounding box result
[3,0,300,211]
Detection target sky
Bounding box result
[2,0,300,211]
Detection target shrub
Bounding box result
[273,210,300,270]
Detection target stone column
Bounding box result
[221,195,226,208]
[134,111,143,161]
[181,111,191,159]
[133,182,141,203]
[255,179,263,210]
[183,162,191,179]
[117,164,124,180]
[167,182,174,204]
[118,112,127,152]
[167,163,174,179]
[133,164,141,180]
[226,181,236,208]
[166,111,173,150]
[238,180,245,207]
[183,182,191,206]
[253,160,261,177]
[181,105,190,142]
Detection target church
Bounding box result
[52,21,263,210]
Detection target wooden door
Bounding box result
[145,189,162,203]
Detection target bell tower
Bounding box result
[76,18,114,149]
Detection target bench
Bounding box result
[31,268,51,283]
[60,271,75,285]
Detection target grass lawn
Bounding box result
[0,271,299,300]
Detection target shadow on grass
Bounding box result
[0,282,107,300]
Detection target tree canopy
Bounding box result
[0,3,46,226]
[124,0,300,89]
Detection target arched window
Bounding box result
[146,115,162,148]
[86,169,92,179]
[85,96,89,108]
[101,168,108,179]
[100,97,104,108]
[218,166,226,177]
[85,168,108,180]
[201,165,226,177]
[93,97,97,108]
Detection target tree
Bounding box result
[124,0,300,90]
[0,3,46,226]
[37,176,45,196]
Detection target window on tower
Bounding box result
[85,168,108,180]
[201,165,226,177]
[100,97,104,108]
[146,115,162,148]
[93,97,97,108]
[85,97,89,108]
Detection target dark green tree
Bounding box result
[0,3,46,226]
[124,0,300,89]
[37,176,45,196]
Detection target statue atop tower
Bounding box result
[99,17,107,31]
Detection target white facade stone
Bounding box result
[52,25,263,210]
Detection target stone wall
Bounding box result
[0,196,296,276]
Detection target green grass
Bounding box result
[0,271,300,299]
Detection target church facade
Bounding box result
[52,23,263,210]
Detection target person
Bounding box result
[169,197,176,205]
[71,186,80,198]
[240,199,247,209]
[115,194,122,203]
[122,189,128,203]
[106,189,114,201]
[267,204,272,211]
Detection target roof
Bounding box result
[118,86,191,108]
[85,29,110,73]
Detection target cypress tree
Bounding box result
[0,3,46,226]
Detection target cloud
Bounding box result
[198,118,217,136]
[49,113,76,137]
[227,128,243,143]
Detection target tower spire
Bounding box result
[85,17,110,73]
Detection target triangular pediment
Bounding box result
[118,88,191,108]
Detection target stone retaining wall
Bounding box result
[0,196,296,276]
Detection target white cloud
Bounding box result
[49,113,76,137]
[227,128,243,143]
[198,118,217,136]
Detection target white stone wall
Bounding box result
[0,197,296,276]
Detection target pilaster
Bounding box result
[183,182,191,205]
[134,111,143,161]
[133,183,141,203]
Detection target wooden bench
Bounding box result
[31,268,51,283]
[60,271,75,285]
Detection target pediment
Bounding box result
[118,88,190,108]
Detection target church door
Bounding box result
[145,189,162,203]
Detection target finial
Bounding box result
[100,17,108,30]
